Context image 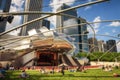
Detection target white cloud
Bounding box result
[109,21,120,27]
[50,0,75,12]
[6,16,22,30]
[88,16,101,34]
[47,16,56,30]
[84,0,92,10]
[93,16,101,33]
[6,0,25,35]
[6,15,22,35]
[12,0,25,9]
[93,16,101,28]
[10,5,18,12]
[85,6,91,10]
[112,29,116,33]
[105,32,110,35]
[117,41,120,52]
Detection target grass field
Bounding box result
[2,68,120,80]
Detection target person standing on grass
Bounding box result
[52,67,55,74]
[61,65,65,75]
[113,73,120,77]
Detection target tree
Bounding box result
[75,52,120,62]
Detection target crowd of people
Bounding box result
[0,63,30,79]
[102,65,113,71]
[38,65,86,75]
[0,62,120,79]
[101,64,120,77]
[39,65,65,75]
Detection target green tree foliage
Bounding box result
[75,52,120,62]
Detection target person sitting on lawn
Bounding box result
[113,73,120,77]
[0,63,6,78]
[19,70,29,78]
[0,72,5,78]
[40,67,46,74]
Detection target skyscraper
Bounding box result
[20,0,43,36]
[106,40,117,52]
[98,40,105,52]
[78,17,89,52]
[56,4,79,53]
[0,0,12,33]
[56,4,88,53]
[42,19,50,30]
[56,4,77,33]
[88,37,98,52]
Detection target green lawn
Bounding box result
[2,69,120,80]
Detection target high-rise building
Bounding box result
[56,4,79,53]
[20,0,43,36]
[88,37,98,52]
[56,4,88,53]
[0,0,11,33]
[42,19,50,30]
[103,42,107,52]
[78,17,89,52]
[98,40,105,52]
[56,4,78,33]
[106,40,117,52]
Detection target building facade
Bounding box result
[0,0,11,33]
[88,37,99,52]
[56,4,88,53]
[98,40,105,52]
[103,42,107,52]
[20,0,43,36]
[42,19,50,30]
[106,40,117,52]
[78,17,89,52]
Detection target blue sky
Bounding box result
[42,0,120,41]
[76,0,120,40]
[5,0,120,51]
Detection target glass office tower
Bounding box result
[56,4,89,53]
[20,0,43,36]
